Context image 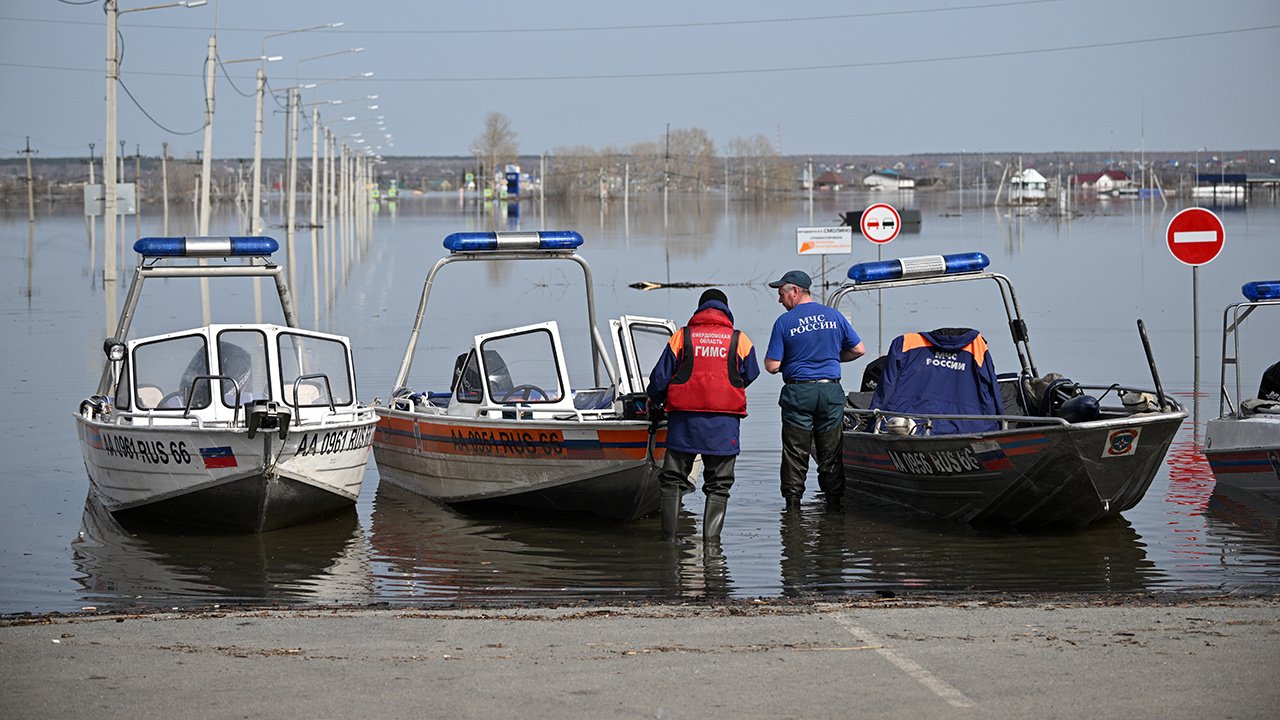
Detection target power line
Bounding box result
[3,23,1275,82]
[118,77,205,136]
[5,1,1065,35]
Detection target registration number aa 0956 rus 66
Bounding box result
[887,446,983,475]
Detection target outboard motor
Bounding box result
[860,355,887,392]
[1260,360,1280,402]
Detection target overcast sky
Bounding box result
[2,0,1277,161]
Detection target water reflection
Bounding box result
[782,500,1162,594]
[368,484,735,602]
[71,495,370,607]
[1203,474,1280,592]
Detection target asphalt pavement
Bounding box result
[3,596,1278,719]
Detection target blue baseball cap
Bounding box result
[768,270,812,290]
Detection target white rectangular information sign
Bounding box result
[796,226,852,256]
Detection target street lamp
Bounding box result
[102,0,205,283]
[252,22,343,236]
[284,49,365,292]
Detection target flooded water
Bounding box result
[3,189,1278,613]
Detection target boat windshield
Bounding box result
[216,330,270,407]
[277,332,354,407]
[479,329,565,404]
[131,334,210,410]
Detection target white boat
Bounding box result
[1205,280,1280,499]
[76,237,377,532]
[372,230,676,521]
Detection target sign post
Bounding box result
[859,202,902,351]
[796,226,852,303]
[1166,207,1226,377]
[860,203,902,245]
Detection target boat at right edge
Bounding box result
[832,252,1187,530]
[1204,280,1280,499]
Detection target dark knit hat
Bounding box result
[698,288,728,307]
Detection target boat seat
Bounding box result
[137,385,165,409]
[845,391,874,409]
[997,373,1028,415]
[289,383,323,406]
[1241,398,1280,416]
[573,387,615,410]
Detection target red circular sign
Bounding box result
[1166,208,1225,266]
[860,203,901,244]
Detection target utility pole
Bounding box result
[161,142,170,235]
[251,67,265,235]
[134,143,142,239]
[198,34,215,236]
[20,136,37,223]
[104,0,119,283]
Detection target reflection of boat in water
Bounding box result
[367,483,711,602]
[75,237,377,532]
[780,498,1160,594]
[71,494,368,607]
[1205,281,1280,501]
[373,231,676,521]
[832,252,1187,529]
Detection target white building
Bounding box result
[1009,168,1048,202]
[863,170,916,191]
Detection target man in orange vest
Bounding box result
[647,289,760,542]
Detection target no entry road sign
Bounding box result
[1166,207,1225,266]
[860,203,901,244]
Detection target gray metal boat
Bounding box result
[831,252,1186,529]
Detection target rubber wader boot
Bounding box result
[660,487,681,541]
[703,495,728,542]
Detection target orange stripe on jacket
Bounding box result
[899,332,988,367]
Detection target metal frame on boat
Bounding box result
[76,237,377,532]
[372,230,675,521]
[1205,280,1280,495]
[829,251,1187,529]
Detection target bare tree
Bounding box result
[728,134,794,200]
[469,111,519,186]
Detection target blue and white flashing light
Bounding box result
[847,252,990,284]
[1242,280,1280,302]
[443,230,584,253]
[134,236,278,258]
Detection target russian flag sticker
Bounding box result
[200,446,238,469]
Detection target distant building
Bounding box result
[814,171,848,191]
[863,169,916,191]
[1073,170,1131,193]
[1009,168,1047,202]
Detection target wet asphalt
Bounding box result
[3,596,1277,719]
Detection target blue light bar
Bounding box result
[443,230,584,253]
[134,236,279,258]
[1242,280,1280,302]
[847,252,990,284]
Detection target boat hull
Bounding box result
[76,415,376,532]
[373,410,664,521]
[842,411,1185,529]
[1205,415,1280,493]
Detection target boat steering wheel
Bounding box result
[499,384,549,403]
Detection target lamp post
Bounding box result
[287,50,364,291]
[212,53,281,236]
[102,0,205,284]
[254,22,343,236]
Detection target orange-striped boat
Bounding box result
[372,231,675,520]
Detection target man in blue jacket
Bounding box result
[765,270,865,509]
[870,327,1001,434]
[647,289,760,543]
